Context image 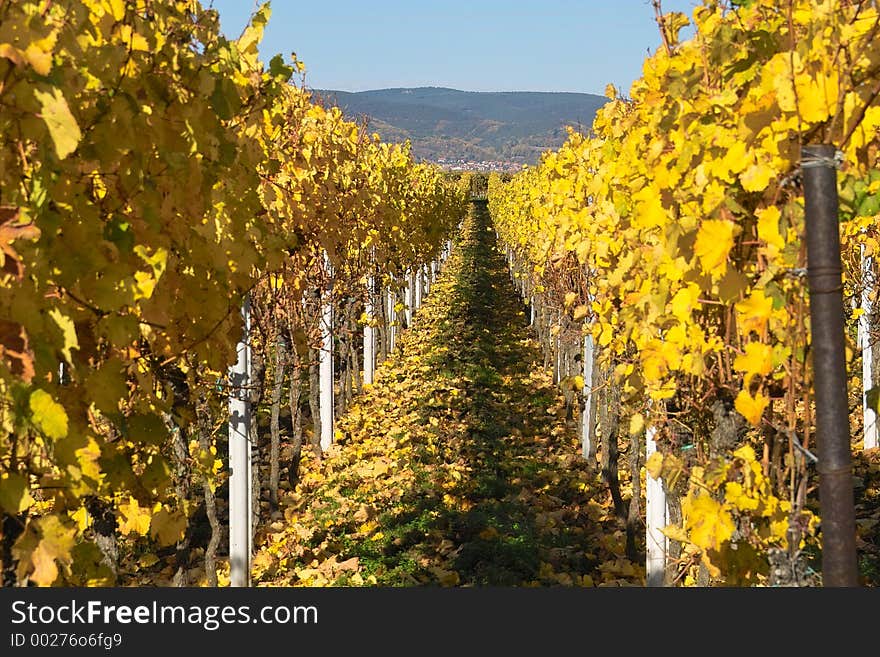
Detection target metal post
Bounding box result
[646,424,667,587]
[229,297,251,587]
[802,143,859,586]
[364,275,375,385]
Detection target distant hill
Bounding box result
[311,87,607,166]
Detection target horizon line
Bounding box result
[307,85,608,96]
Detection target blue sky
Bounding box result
[207,0,699,96]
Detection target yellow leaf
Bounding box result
[149,508,187,546]
[633,188,667,229]
[724,481,759,512]
[30,516,76,586]
[769,516,790,543]
[669,283,700,322]
[118,24,150,52]
[48,309,79,365]
[629,413,646,437]
[105,0,127,21]
[29,389,68,439]
[645,450,663,479]
[795,70,838,123]
[660,523,689,543]
[683,493,735,551]
[733,342,774,381]
[74,436,103,488]
[564,291,577,307]
[700,551,722,579]
[734,389,769,426]
[756,206,785,252]
[735,290,774,336]
[598,322,613,347]
[573,304,590,321]
[118,496,152,536]
[740,161,776,192]
[138,553,160,568]
[357,520,378,535]
[733,444,757,463]
[720,140,749,177]
[694,220,736,278]
[70,506,90,531]
[31,542,60,586]
[24,44,52,76]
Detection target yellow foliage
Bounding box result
[118,497,152,536]
[733,342,774,382]
[694,219,737,278]
[734,389,769,426]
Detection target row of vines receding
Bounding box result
[488,0,880,586]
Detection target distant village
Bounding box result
[430,157,523,173]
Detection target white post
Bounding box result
[415,266,423,311]
[388,282,396,352]
[229,297,251,587]
[530,297,536,326]
[646,424,668,586]
[581,333,595,460]
[319,283,334,452]
[553,315,562,386]
[861,244,878,450]
[364,275,375,385]
[405,269,413,328]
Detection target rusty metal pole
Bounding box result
[802,144,859,586]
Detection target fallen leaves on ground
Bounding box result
[253,203,643,587]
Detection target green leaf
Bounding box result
[268,54,292,81]
[210,78,240,121]
[125,413,167,445]
[84,358,127,415]
[857,194,880,217]
[96,314,139,349]
[29,389,68,439]
[0,473,34,513]
[34,87,81,160]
